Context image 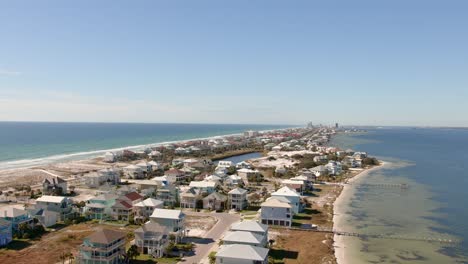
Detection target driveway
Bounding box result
[180,212,240,264]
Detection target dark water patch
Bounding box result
[438,246,466,259]
[396,250,427,261]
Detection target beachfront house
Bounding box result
[271,186,301,214]
[0,206,34,232]
[104,152,117,163]
[134,222,170,257]
[260,197,292,227]
[42,176,68,195]
[228,188,248,210]
[0,218,12,246]
[133,198,164,224]
[84,168,120,188]
[215,244,269,264]
[230,221,269,237]
[78,229,126,264]
[34,195,74,227]
[150,209,185,242]
[203,192,227,211]
[149,150,162,160]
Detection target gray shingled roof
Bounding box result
[216,244,269,261]
[86,229,126,244]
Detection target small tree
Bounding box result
[208,251,217,264]
[126,244,140,260]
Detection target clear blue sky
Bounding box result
[1,0,467,126]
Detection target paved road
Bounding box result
[180,212,240,264]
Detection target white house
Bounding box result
[228,188,248,210]
[35,196,73,227]
[215,244,269,264]
[134,198,164,224]
[260,197,292,227]
[188,181,218,194]
[150,209,185,241]
[271,186,301,214]
[275,166,287,175]
[149,150,162,160]
[104,152,116,163]
[222,230,267,247]
[272,145,282,152]
[136,162,153,174]
[183,158,205,169]
[216,160,234,170]
[311,165,327,177]
[236,161,252,169]
[123,165,145,179]
[237,169,261,184]
[84,168,120,188]
[325,161,342,175]
[204,175,222,183]
[225,175,242,187]
[230,221,268,237]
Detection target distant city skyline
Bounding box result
[1,1,468,127]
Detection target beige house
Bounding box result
[134,222,170,258]
[202,192,227,211]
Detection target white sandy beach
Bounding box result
[333,161,388,264]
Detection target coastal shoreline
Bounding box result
[333,161,387,264]
[0,127,294,171]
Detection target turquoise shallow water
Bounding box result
[331,128,468,263]
[0,122,290,169]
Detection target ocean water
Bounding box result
[332,128,468,263]
[0,122,290,169]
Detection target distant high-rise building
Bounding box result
[307,122,313,128]
[335,123,339,128]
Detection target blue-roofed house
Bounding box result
[0,205,34,232]
[0,218,12,246]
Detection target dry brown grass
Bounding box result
[271,184,340,264]
[0,222,137,264]
[271,229,336,264]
